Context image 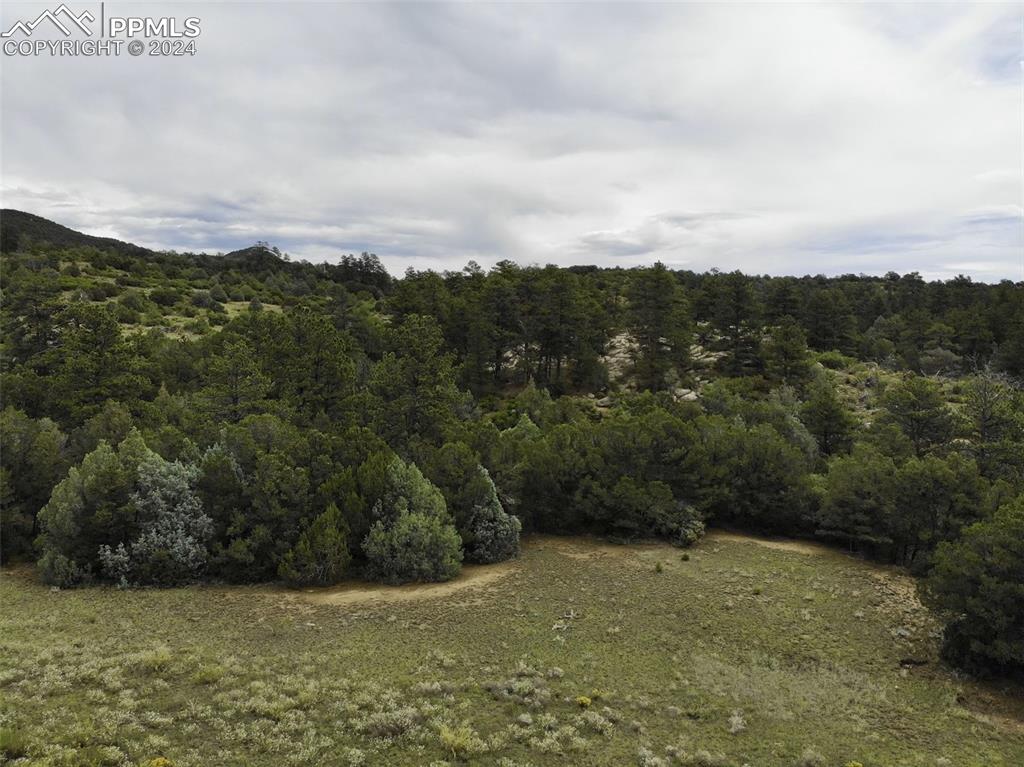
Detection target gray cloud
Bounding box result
[1,2,1021,280]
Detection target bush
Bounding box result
[149,287,180,307]
[438,722,484,761]
[86,282,119,301]
[795,748,826,767]
[360,456,463,583]
[464,468,520,564]
[363,511,463,584]
[141,759,175,767]
[140,645,173,674]
[922,495,1024,676]
[38,432,212,587]
[0,727,28,760]
[192,290,218,309]
[118,291,151,312]
[816,350,852,370]
[278,503,351,586]
[98,453,212,586]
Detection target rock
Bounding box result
[672,387,698,401]
[596,396,613,407]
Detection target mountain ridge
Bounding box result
[0,209,283,264]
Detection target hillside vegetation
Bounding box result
[1,210,1023,688]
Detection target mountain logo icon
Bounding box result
[2,4,95,38]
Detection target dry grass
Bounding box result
[1,534,1022,766]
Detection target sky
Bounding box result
[1,2,1021,280]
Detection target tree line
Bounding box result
[1,232,1022,677]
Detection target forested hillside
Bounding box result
[1,211,1022,677]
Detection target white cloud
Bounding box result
[1,2,1020,280]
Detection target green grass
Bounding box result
[1,534,1021,766]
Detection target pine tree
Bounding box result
[800,378,856,456]
[627,263,690,391]
[278,503,351,586]
[765,318,812,388]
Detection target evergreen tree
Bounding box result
[362,456,463,583]
[370,314,461,445]
[891,454,986,566]
[278,503,351,586]
[923,495,1024,676]
[800,378,856,456]
[463,467,521,563]
[46,304,145,425]
[707,271,762,376]
[881,374,954,456]
[0,408,68,559]
[627,263,691,391]
[200,340,270,423]
[764,318,813,388]
[816,446,897,549]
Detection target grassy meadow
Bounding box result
[1,533,1022,767]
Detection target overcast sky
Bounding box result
[1,2,1021,280]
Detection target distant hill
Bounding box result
[0,210,291,270]
[0,209,392,293]
[0,209,155,258]
[220,244,286,270]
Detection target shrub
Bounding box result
[192,664,225,685]
[278,503,351,586]
[38,432,212,587]
[922,495,1024,676]
[0,727,28,760]
[439,722,484,761]
[354,706,422,738]
[141,758,175,767]
[817,350,852,369]
[191,290,219,309]
[795,748,826,767]
[118,291,150,312]
[464,468,520,564]
[140,645,173,674]
[362,457,463,583]
[636,746,669,767]
[149,287,180,307]
[98,453,212,586]
[364,512,462,584]
[86,282,119,301]
[111,302,139,323]
[727,709,746,734]
[673,513,706,547]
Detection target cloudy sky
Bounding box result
[1,2,1021,280]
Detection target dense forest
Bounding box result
[1,209,1022,678]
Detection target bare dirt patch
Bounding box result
[298,560,519,606]
[705,530,833,556]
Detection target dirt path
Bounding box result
[705,530,833,556]
[299,559,519,606]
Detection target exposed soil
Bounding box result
[705,530,835,556]
[298,559,519,606]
